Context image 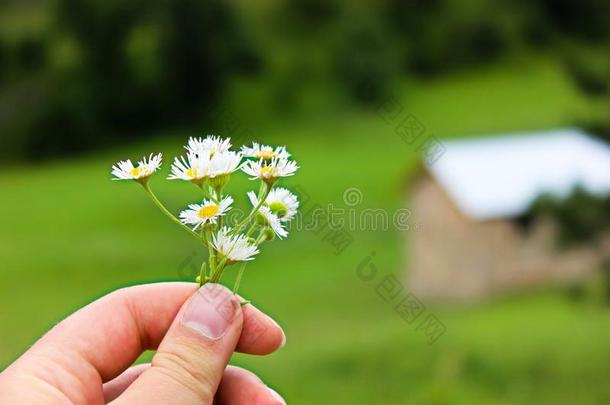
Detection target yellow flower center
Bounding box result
[257,150,276,160]
[198,204,219,219]
[260,166,273,177]
[130,167,141,178]
[186,167,199,179]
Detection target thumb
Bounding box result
[111,283,243,405]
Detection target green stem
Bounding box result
[198,261,207,286]
[213,256,229,281]
[215,188,223,228]
[206,229,217,280]
[233,262,247,294]
[255,231,267,246]
[142,183,207,244]
[245,222,259,238]
[210,266,224,283]
[198,183,217,203]
[231,182,270,235]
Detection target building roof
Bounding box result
[427,128,610,221]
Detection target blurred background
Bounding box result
[1,0,610,403]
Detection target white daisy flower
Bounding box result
[112,153,162,181]
[241,158,298,184]
[248,187,299,222]
[179,196,233,230]
[212,227,259,262]
[267,187,299,221]
[187,135,232,157]
[241,143,290,160]
[208,151,242,178]
[247,191,288,238]
[169,138,240,185]
[167,151,210,184]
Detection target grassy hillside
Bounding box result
[2,58,610,404]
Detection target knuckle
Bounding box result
[152,349,216,403]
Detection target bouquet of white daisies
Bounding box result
[111,135,299,296]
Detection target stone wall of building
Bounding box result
[407,175,601,302]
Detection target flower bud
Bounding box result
[209,174,229,192]
[255,211,267,226]
[269,201,288,218]
[262,227,275,241]
[263,177,278,187]
[191,177,206,187]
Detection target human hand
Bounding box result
[0,283,287,404]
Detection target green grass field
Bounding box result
[2,57,610,404]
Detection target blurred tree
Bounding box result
[384,0,517,75]
[0,39,6,85]
[272,0,398,106]
[266,0,342,111]
[159,0,259,120]
[15,36,47,72]
[281,0,340,35]
[384,0,441,73]
[4,0,609,159]
[533,0,610,42]
[25,78,99,157]
[524,0,610,138]
[529,187,610,247]
[22,0,256,159]
[529,187,610,304]
[56,0,145,127]
[564,46,610,97]
[332,9,397,104]
[562,42,610,140]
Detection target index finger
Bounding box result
[10,282,284,382]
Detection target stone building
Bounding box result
[408,129,610,302]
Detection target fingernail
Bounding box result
[267,387,287,404]
[181,284,237,339]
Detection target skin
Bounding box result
[0,282,287,404]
